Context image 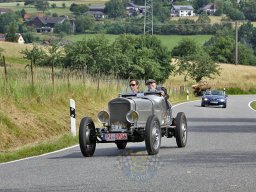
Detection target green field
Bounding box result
[65,34,212,51]
[0,1,108,14]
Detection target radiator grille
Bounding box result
[109,102,130,124]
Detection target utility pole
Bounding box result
[235,21,238,65]
[144,0,153,35]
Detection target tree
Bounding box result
[45,44,63,86]
[24,0,35,6]
[54,20,72,34]
[223,0,245,20]
[192,0,211,13]
[171,38,198,57]
[105,0,127,18]
[5,22,17,42]
[0,12,18,33]
[240,1,256,21]
[173,38,220,82]
[70,3,89,15]
[153,2,170,22]
[35,0,49,12]
[75,15,95,33]
[21,44,45,87]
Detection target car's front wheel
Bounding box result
[79,117,96,157]
[145,115,161,155]
[175,112,187,148]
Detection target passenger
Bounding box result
[145,79,171,111]
[129,79,140,93]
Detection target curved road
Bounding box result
[0,95,256,192]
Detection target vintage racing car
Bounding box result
[79,91,188,157]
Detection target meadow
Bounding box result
[0,0,108,14]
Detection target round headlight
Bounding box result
[204,98,208,101]
[126,110,139,123]
[98,111,109,124]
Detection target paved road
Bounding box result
[0,95,255,192]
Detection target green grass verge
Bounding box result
[0,134,78,163]
[251,101,256,110]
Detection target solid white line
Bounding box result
[172,100,199,108]
[0,145,78,166]
[248,100,256,112]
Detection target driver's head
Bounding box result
[145,79,157,91]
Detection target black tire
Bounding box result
[145,115,161,155]
[175,112,187,148]
[201,101,205,107]
[222,103,227,108]
[79,117,96,157]
[115,141,127,150]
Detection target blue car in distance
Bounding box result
[201,90,227,108]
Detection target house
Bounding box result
[16,33,25,44]
[23,12,45,21]
[0,8,11,14]
[88,5,105,12]
[126,2,147,16]
[201,3,217,15]
[171,5,195,17]
[27,16,67,33]
[85,11,105,20]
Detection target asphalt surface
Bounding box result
[0,95,255,192]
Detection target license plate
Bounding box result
[102,133,127,141]
[210,101,218,104]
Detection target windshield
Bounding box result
[205,90,224,96]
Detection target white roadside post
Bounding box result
[186,89,190,101]
[70,99,76,137]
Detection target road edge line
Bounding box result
[0,145,79,165]
[248,100,256,112]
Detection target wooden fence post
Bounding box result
[3,56,7,83]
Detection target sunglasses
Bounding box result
[129,84,136,86]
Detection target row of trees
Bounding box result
[21,35,173,84]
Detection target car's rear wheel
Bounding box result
[79,117,96,157]
[175,112,187,148]
[145,115,161,155]
[115,141,127,149]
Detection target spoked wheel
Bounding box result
[79,117,96,157]
[145,115,161,155]
[175,112,187,148]
[115,141,127,150]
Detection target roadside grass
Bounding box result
[0,134,78,163]
[251,101,256,110]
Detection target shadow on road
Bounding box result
[160,151,256,166]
